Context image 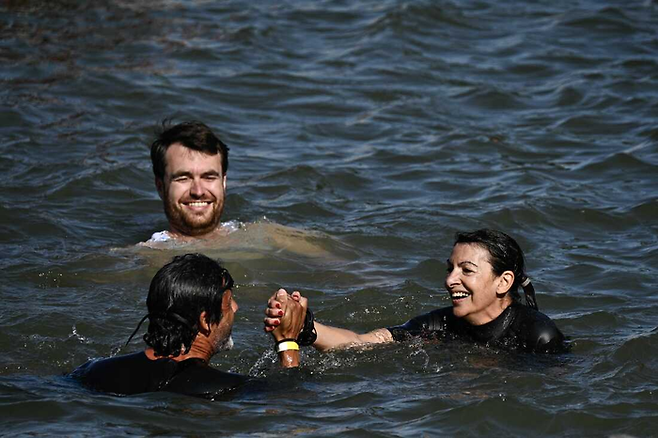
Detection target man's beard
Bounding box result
[215,335,233,352]
[163,193,223,237]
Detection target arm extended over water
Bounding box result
[264,289,393,351]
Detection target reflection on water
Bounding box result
[1,0,657,436]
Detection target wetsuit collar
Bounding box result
[466,304,516,343]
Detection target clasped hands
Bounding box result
[265,289,307,344]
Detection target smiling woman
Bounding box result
[445,229,536,325]
[265,229,568,354]
[386,229,566,352]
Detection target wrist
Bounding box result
[275,339,300,368]
[277,349,299,368]
[296,308,317,346]
[275,338,299,353]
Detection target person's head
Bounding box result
[150,121,230,237]
[142,253,237,358]
[445,229,535,325]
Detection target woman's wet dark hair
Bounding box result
[454,229,538,309]
[136,253,233,357]
[150,120,230,180]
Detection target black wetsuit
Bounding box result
[388,303,567,353]
[70,352,249,398]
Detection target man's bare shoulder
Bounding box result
[125,218,349,262]
[137,221,241,249]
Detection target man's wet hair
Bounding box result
[143,253,233,357]
[454,229,533,306]
[150,120,230,180]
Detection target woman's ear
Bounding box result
[496,271,515,295]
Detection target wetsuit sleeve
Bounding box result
[520,312,568,353]
[387,315,426,342]
[387,308,450,342]
[530,322,567,353]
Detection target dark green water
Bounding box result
[1,0,657,436]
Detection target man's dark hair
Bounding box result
[143,253,233,357]
[454,229,527,301]
[150,120,230,180]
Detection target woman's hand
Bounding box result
[266,288,306,342]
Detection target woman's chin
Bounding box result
[451,305,469,319]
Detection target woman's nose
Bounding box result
[445,269,460,286]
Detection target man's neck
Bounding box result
[167,224,228,241]
[144,343,213,364]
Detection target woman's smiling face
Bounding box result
[444,243,513,326]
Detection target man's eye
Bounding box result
[174,176,189,182]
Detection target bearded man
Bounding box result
[139,120,332,258]
[145,121,232,244]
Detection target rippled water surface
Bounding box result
[1,0,657,436]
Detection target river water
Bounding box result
[1,0,657,436]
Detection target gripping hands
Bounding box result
[265,289,307,343]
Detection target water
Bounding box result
[1,0,657,436]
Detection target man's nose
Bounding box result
[190,179,204,197]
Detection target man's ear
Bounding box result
[155,177,165,200]
[222,174,227,192]
[198,311,211,335]
[497,271,515,295]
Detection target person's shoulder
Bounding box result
[69,351,176,395]
[510,304,567,353]
[138,230,173,247]
[71,351,147,375]
[138,223,241,248]
[163,359,250,397]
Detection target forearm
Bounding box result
[313,322,393,351]
[278,350,300,368]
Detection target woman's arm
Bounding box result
[312,321,393,351]
[265,289,394,351]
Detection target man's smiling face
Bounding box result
[156,143,226,237]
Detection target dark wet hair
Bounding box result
[134,253,234,357]
[150,120,230,180]
[454,229,538,309]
